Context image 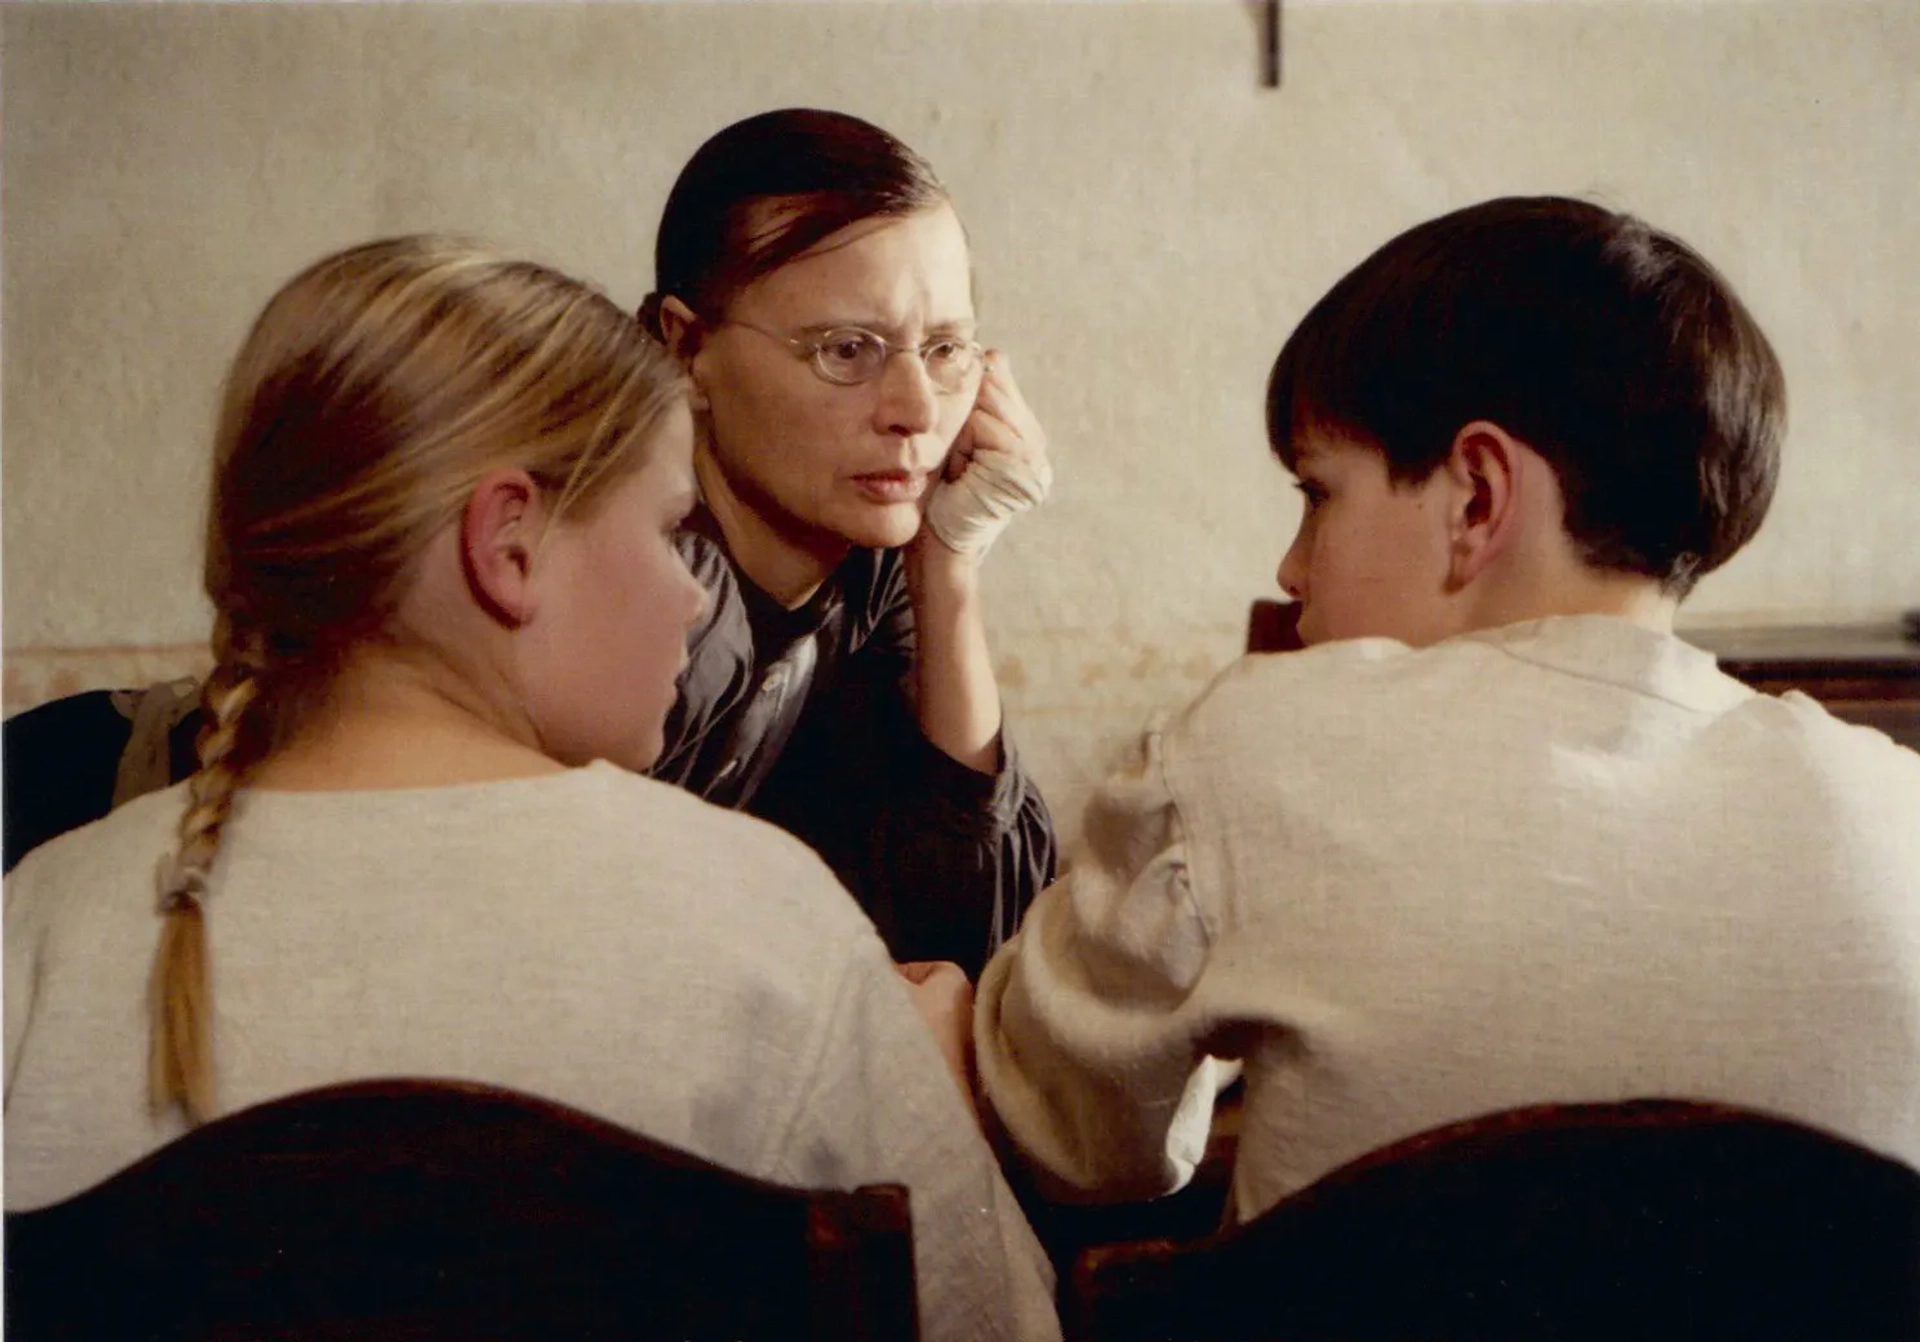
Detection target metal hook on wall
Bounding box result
[1264,0,1282,89]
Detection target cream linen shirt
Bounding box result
[6,762,1059,1342]
[977,616,1920,1221]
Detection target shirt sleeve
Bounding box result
[754,562,1058,979]
[5,866,45,1099]
[765,929,1061,1342]
[972,720,1223,1202]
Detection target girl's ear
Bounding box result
[462,467,546,626]
[1443,420,1522,588]
[658,297,710,412]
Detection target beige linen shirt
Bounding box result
[976,616,1920,1222]
[6,762,1059,1342]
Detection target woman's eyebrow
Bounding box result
[796,314,977,340]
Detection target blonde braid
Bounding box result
[148,636,267,1125]
[143,236,685,1122]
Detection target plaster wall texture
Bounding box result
[5,0,1917,831]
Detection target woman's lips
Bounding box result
[851,471,928,504]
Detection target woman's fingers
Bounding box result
[965,350,1047,466]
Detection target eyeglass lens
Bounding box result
[812,330,981,391]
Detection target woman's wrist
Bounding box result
[902,532,1001,773]
[904,531,984,602]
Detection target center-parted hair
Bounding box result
[152,236,685,1124]
[1266,196,1786,596]
[636,107,948,339]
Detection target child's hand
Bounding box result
[895,960,981,1120]
[924,351,1052,557]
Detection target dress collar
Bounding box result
[682,501,887,653]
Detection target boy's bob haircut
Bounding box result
[1266,196,1785,597]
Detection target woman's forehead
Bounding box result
[737,204,974,328]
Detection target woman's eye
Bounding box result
[819,332,879,364]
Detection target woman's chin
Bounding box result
[831,504,924,552]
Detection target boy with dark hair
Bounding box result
[973,197,1920,1217]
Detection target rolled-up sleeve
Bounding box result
[973,724,1221,1201]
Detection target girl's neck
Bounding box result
[247,650,564,793]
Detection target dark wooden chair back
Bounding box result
[5,1078,918,1341]
[1067,1098,1920,1341]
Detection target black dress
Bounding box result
[647,511,1057,977]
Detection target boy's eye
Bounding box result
[1295,480,1329,511]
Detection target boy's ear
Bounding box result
[657,297,711,413]
[1442,420,1522,588]
[462,468,547,627]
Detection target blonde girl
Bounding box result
[5,236,1059,1342]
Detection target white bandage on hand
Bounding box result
[924,444,1052,557]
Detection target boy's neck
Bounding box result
[1460,559,1678,639]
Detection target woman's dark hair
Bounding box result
[637,108,948,340]
[1266,196,1786,597]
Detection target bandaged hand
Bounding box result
[924,351,1052,557]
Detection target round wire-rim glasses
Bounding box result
[721,318,985,393]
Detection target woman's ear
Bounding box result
[657,297,710,412]
[462,468,546,627]
[1443,420,1522,588]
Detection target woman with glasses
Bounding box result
[636,108,1057,978]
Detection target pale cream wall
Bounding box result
[5,0,1917,828]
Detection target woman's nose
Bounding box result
[873,352,940,437]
